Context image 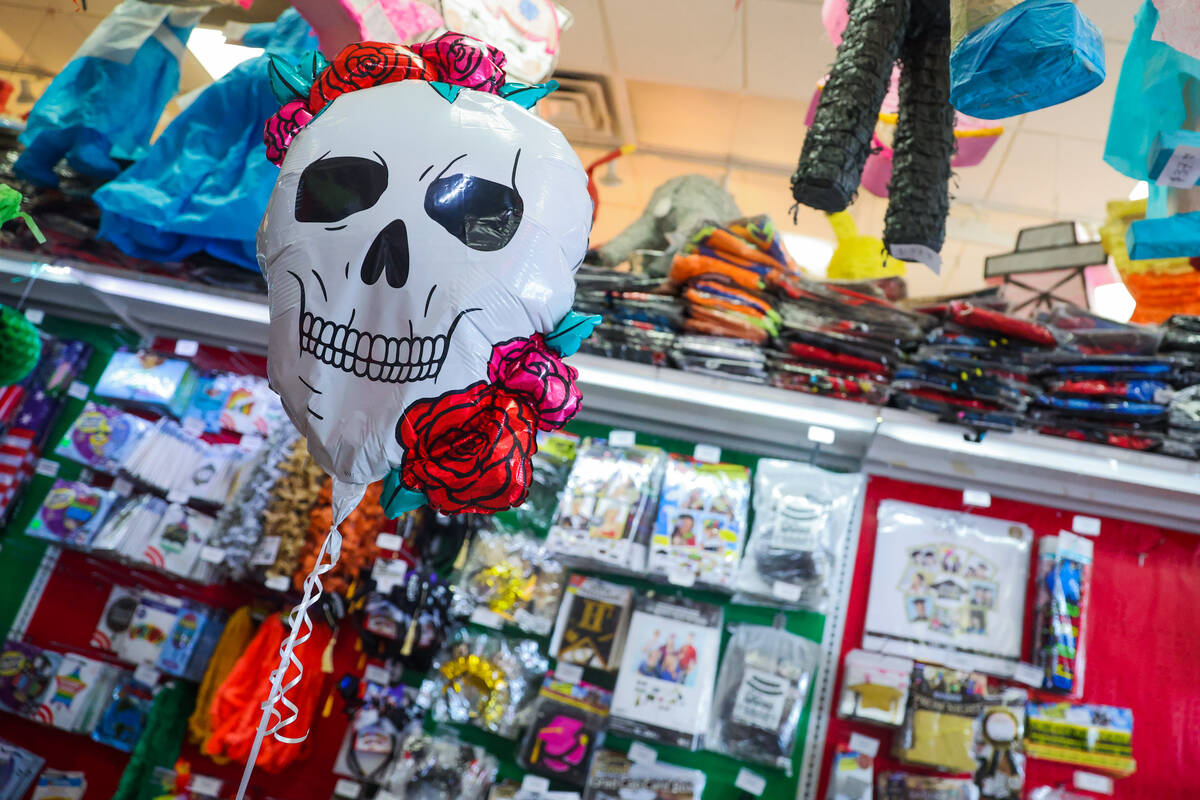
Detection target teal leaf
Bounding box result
[267,54,310,104]
[498,80,558,109]
[544,310,602,356]
[382,469,426,518]
[429,81,462,103]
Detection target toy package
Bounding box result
[973,690,1027,800]
[43,653,120,733]
[876,773,979,800]
[827,744,874,800]
[518,672,611,787]
[549,575,634,673]
[93,350,197,418]
[25,479,117,548]
[91,673,154,752]
[116,592,184,667]
[608,595,722,750]
[379,731,498,800]
[0,641,61,718]
[707,621,819,772]
[1024,702,1135,776]
[495,430,579,535]
[359,568,455,673]
[1032,532,1092,697]
[546,438,667,572]
[455,528,565,636]
[184,372,282,436]
[89,494,168,556]
[157,605,220,679]
[583,749,707,800]
[736,460,865,612]
[90,585,141,652]
[122,420,252,504]
[838,649,914,728]
[895,663,990,774]
[54,401,151,474]
[138,503,215,579]
[863,501,1032,675]
[30,771,87,800]
[648,454,750,591]
[0,737,44,800]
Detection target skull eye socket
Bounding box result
[295,155,388,223]
[423,173,523,251]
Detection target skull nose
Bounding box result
[361,219,410,288]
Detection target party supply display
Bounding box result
[648,454,750,591]
[122,420,256,506]
[1024,702,1135,775]
[41,653,119,733]
[359,566,455,672]
[378,730,498,800]
[973,690,1026,800]
[494,429,579,535]
[117,592,185,667]
[25,479,117,547]
[295,478,386,595]
[92,674,155,752]
[54,401,151,475]
[518,673,611,786]
[30,771,86,800]
[549,574,633,673]
[736,460,864,613]
[457,528,565,635]
[863,501,1032,675]
[707,622,819,772]
[895,663,990,774]
[609,595,722,750]
[1032,532,1092,696]
[583,749,707,800]
[838,649,913,728]
[0,641,61,718]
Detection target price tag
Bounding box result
[963,489,991,508]
[354,708,380,730]
[521,775,551,795]
[265,574,290,591]
[848,732,880,758]
[608,429,636,448]
[807,425,835,445]
[199,546,225,564]
[174,339,199,357]
[1014,662,1045,688]
[251,535,280,565]
[555,662,584,685]
[1073,771,1114,795]
[375,532,403,551]
[734,768,767,796]
[889,243,942,273]
[237,433,264,453]
[1072,515,1101,536]
[23,308,44,324]
[133,664,160,686]
[334,779,362,799]
[363,663,390,685]
[67,381,89,401]
[692,443,721,463]
[666,564,696,587]
[182,417,205,437]
[470,607,504,629]
[772,581,802,603]
[34,458,59,477]
[113,478,133,497]
[189,775,223,797]
[627,741,657,765]
[1157,144,1200,187]
[167,489,189,504]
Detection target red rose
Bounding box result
[309,41,435,112]
[396,381,538,514]
[487,334,581,430]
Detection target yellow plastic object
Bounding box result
[1100,197,1200,324]
[825,211,907,280]
[1101,198,1194,277]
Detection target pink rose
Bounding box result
[411,32,507,95]
[264,100,313,166]
[487,334,581,430]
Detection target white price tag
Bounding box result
[265,574,290,591]
[627,741,657,764]
[174,339,199,357]
[848,732,880,758]
[470,607,505,629]
[251,535,280,566]
[1072,515,1101,536]
[237,433,264,453]
[889,243,942,273]
[608,429,636,448]
[23,308,44,324]
[807,425,835,445]
[363,663,390,685]
[521,775,551,795]
[67,381,89,401]
[555,662,584,685]
[963,489,991,508]
[375,532,403,551]
[199,545,225,564]
[133,664,160,686]
[334,779,362,799]
[666,564,696,587]
[772,581,802,603]
[1073,771,1114,795]
[692,443,721,463]
[34,458,59,477]
[734,768,767,796]
[1157,144,1200,187]
[167,489,189,504]
[113,477,133,496]
[189,775,222,797]
[182,417,205,436]
[1014,662,1045,688]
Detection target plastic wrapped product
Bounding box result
[648,454,751,591]
[518,672,611,787]
[735,460,865,613]
[549,575,634,673]
[380,730,498,800]
[896,664,990,773]
[0,641,61,717]
[91,674,154,752]
[138,503,216,580]
[422,630,547,739]
[454,528,565,636]
[582,749,707,800]
[546,438,667,572]
[877,772,979,800]
[707,621,819,773]
[608,594,722,750]
[93,350,198,417]
[838,649,914,727]
[1032,532,1092,697]
[89,494,167,556]
[494,430,580,535]
[827,743,874,800]
[0,736,45,800]
[25,479,117,548]
[973,690,1027,800]
[1024,702,1134,775]
[41,653,121,733]
[358,568,454,672]
[54,401,151,474]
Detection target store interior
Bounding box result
[0,2,1197,800]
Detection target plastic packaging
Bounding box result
[1032,533,1092,697]
[379,730,498,800]
[549,574,634,673]
[91,673,155,752]
[735,460,865,613]
[1024,702,1135,775]
[0,641,61,717]
[974,690,1027,800]
[583,749,707,800]
[518,672,611,786]
[92,350,197,417]
[0,737,45,800]
[896,663,990,774]
[877,772,979,800]
[648,453,751,591]
[707,621,819,773]
[838,648,914,727]
[25,479,117,548]
[54,401,151,475]
[494,430,579,535]
[455,528,565,636]
[827,743,874,800]
[359,567,454,672]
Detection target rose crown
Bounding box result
[263,33,559,166]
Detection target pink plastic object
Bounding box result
[822,0,850,46]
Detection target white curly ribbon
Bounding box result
[235,479,366,800]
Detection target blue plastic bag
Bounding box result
[950,0,1106,120]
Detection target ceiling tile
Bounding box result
[1077,0,1136,42]
[1020,40,1124,141]
[729,94,808,168]
[951,127,1012,203]
[627,80,740,157]
[986,129,1059,216]
[1054,136,1132,222]
[556,0,611,73]
[602,0,745,91]
[744,0,833,100]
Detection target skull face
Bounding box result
[259,80,591,484]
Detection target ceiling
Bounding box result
[0,0,1140,299]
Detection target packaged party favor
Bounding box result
[25,479,117,548]
[94,350,197,418]
[54,401,150,474]
[91,674,154,752]
[518,673,611,787]
[42,653,120,733]
[0,641,60,718]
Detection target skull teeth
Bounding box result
[298,310,451,384]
